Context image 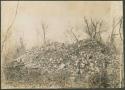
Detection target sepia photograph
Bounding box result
[1,1,124,89]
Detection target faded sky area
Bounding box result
[1,1,123,50]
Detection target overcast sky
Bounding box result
[1,1,123,50]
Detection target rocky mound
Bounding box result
[3,39,120,88]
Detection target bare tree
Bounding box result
[66,27,79,43]
[83,17,105,42]
[107,17,123,87]
[41,22,48,46]
[2,1,19,52]
[1,2,19,82]
[14,37,25,59]
[108,17,123,52]
[118,17,123,41]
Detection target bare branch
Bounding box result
[90,18,99,39]
[110,17,116,44]
[110,17,123,44]
[69,27,79,42]
[118,17,123,40]
[83,17,92,37]
[65,29,76,42]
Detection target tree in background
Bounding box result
[41,22,48,46]
[2,1,19,53]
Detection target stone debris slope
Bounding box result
[4,39,121,88]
